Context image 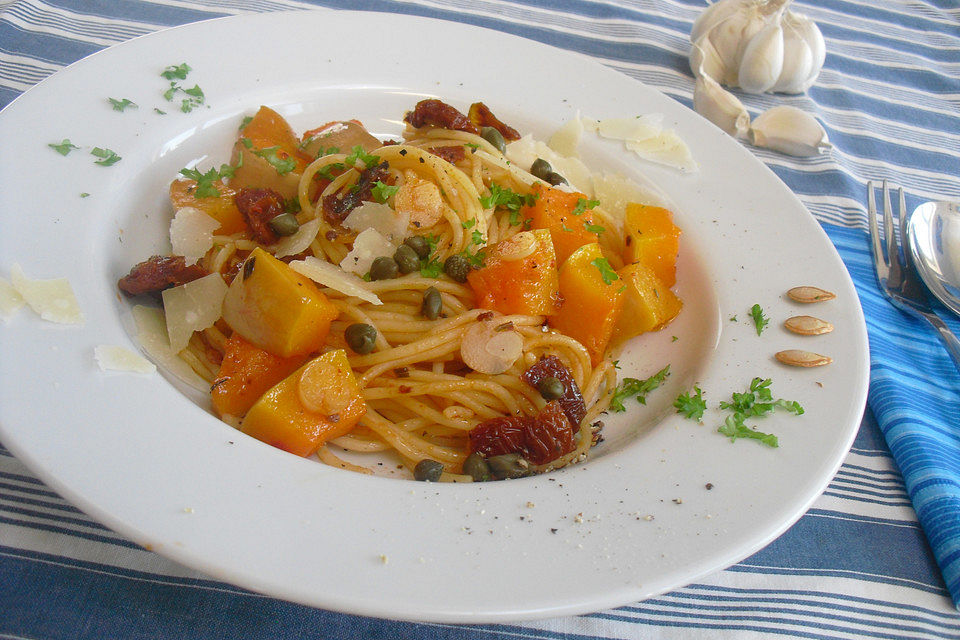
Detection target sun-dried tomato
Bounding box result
[235,187,285,244]
[404,99,479,135]
[469,415,528,459]
[322,161,390,223]
[117,255,208,296]
[468,102,521,141]
[521,355,586,428]
[468,401,577,466]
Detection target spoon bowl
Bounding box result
[907,200,960,318]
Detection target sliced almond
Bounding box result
[784,315,833,336]
[775,349,833,367]
[787,286,836,303]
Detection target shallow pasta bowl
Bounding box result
[0,10,869,622]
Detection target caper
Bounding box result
[536,376,565,400]
[546,171,568,186]
[421,286,442,320]
[443,254,471,283]
[344,323,377,354]
[369,256,399,280]
[267,212,300,236]
[393,244,420,274]
[462,452,490,482]
[486,453,530,480]
[480,126,506,154]
[414,458,444,482]
[530,158,553,181]
[404,235,432,259]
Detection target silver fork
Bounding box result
[867,180,960,371]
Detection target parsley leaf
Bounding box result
[718,415,779,447]
[252,146,297,175]
[108,98,137,112]
[480,183,536,223]
[750,303,769,335]
[371,181,399,203]
[48,139,79,156]
[674,386,707,421]
[585,222,605,235]
[610,365,670,412]
[571,198,600,216]
[714,377,803,448]
[179,161,239,198]
[91,147,121,166]
[161,63,191,80]
[316,162,346,181]
[239,115,253,131]
[590,257,619,285]
[344,145,380,169]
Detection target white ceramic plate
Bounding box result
[0,10,869,622]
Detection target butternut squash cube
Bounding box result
[241,349,365,457]
[612,262,682,343]
[222,247,338,357]
[467,229,561,316]
[622,203,681,287]
[522,183,602,264]
[170,179,247,236]
[211,334,306,419]
[230,106,309,199]
[548,243,624,365]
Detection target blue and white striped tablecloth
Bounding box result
[2,1,960,638]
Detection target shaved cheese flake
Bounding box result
[290,256,383,306]
[342,201,410,243]
[338,227,396,276]
[505,135,594,197]
[0,276,25,321]
[10,263,84,324]
[161,272,228,353]
[626,129,698,172]
[596,114,664,142]
[95,344,157,374]
[131,305,208,391]
[592,173,671,228]
[547,113,583,157]
[170,207,219,263]
[271,217,322,259]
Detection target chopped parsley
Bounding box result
[371,181,399,203]
[718,416,779,447]
[750,303,769,335]
[252,146,296,175]
[179,162,240,198]
[316,162,346,181]
[108,98,137,112]
[673,386,707,421]
[344,145,381,169]
[239,115,253,131]
[479,183,536,226]
[91,147,121,166]
[715,377,804,448]
[160,64,204,113]
[462,218,477,229]
[610,365,670,412]
[590,257,619,285]
[48,139,79,156]
[584,222,605,235]
[161,63,191,80]
[571,198,599,216]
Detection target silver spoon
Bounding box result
[907,200,960,319]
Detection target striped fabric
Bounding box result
[1,0,959,637]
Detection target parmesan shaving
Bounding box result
[161,273,229,353]
[131,305,209,391]
[94,344,157,374]
[170,207,220,262]
[547,112,584,157]
[338,228,396,276]
[290,256,383,306]
[505,135,595,197]
[0,276,25,321]
[585,114,697,173]
[10,263,84,324]
[342,201,409,243]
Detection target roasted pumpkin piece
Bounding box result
[611,262,683,344]
[211,334,307,419]
[241,349,365,457]
[548,243,624,365]
[230,106,308,199]
[622,203,681,287]
[466,229,561,316]
[300,120,380,158]
[221,247,338,358]
[169,179,247,236]
[521,183,601,264]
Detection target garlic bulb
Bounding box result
[693,70,750,138]
[689,0,825,95]
[750,105,831,156]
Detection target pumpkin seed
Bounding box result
[775,349,833,367]
[784,315,834,336]
[787,286,836,303]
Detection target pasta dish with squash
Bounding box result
[118,98,683,482]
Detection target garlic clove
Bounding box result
[690,0,743,45]
[750,105,831,156]
[690,35,727,82]
[789,11,826,91]
[708,3,765,86]
[737,17,785,94]
[771,18,813,93]
[694,71,750,139]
